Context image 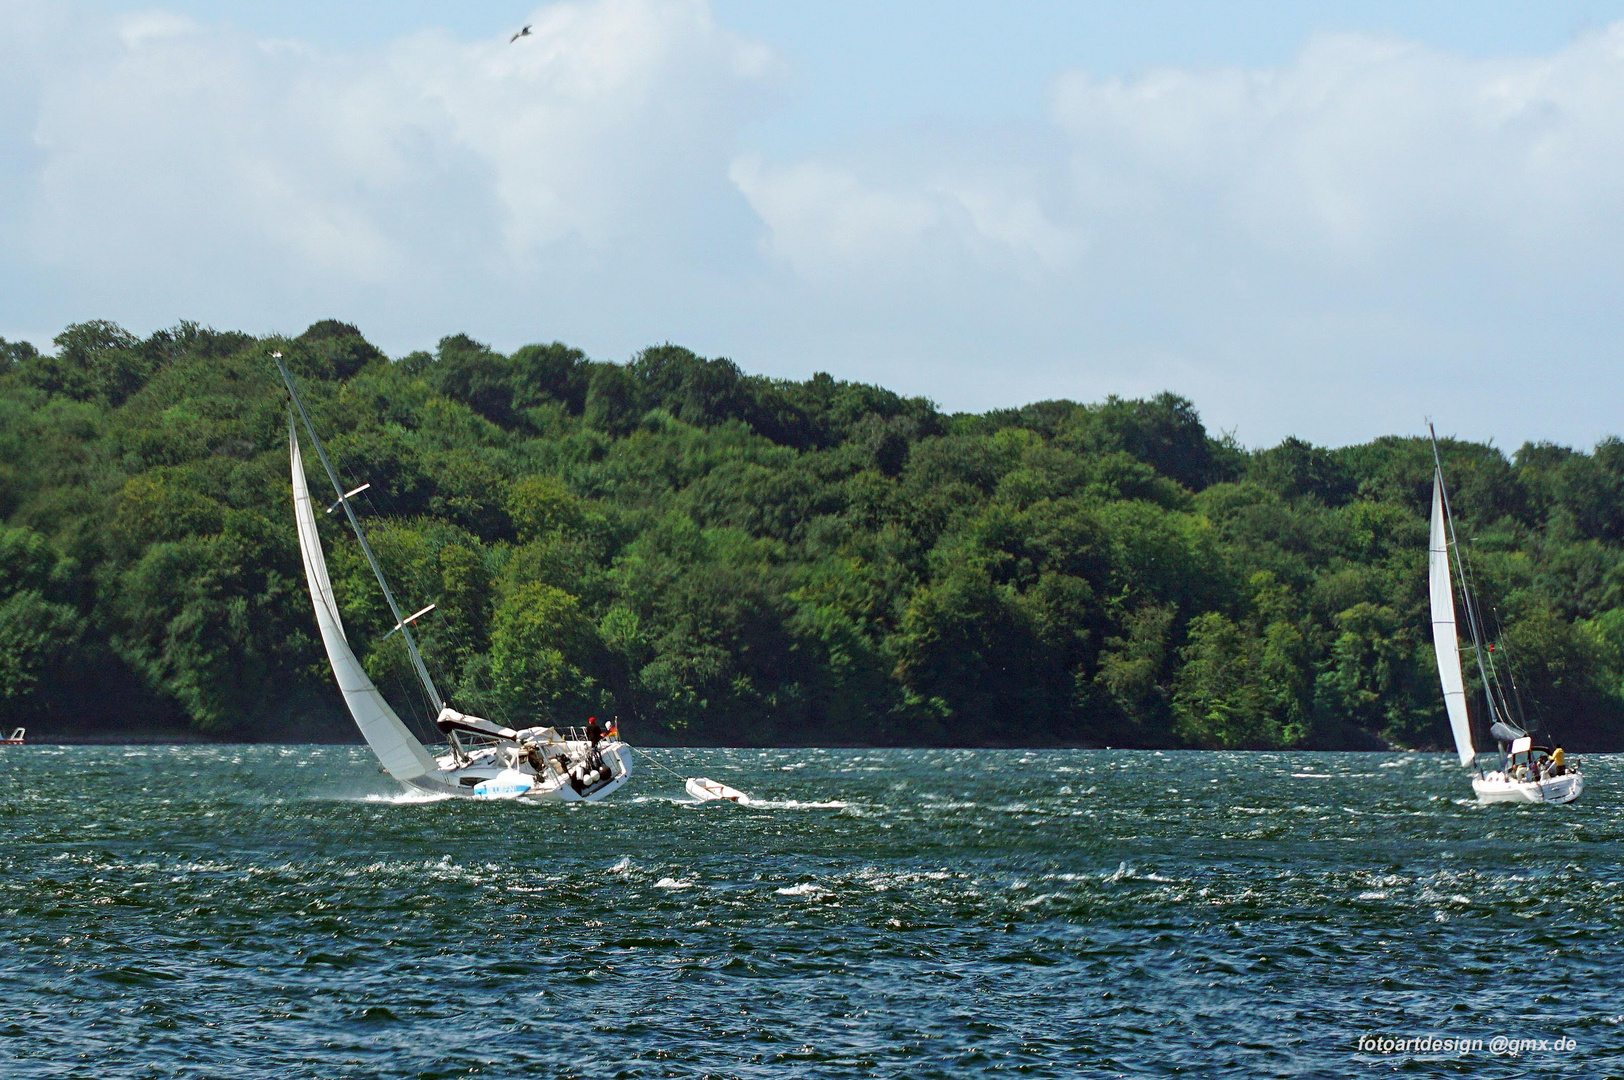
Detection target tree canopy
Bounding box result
[3,319,1623,750]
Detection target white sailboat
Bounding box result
[275,353,632,802]
[1428,430,1582,804]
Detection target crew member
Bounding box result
[586,716,605,748]
[1552,746,1566,775]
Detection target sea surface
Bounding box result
[3,746,1622,1078]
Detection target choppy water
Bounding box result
[3,747,1623,1078]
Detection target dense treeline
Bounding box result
[2,319,1624,749]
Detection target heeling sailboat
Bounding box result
[1428,427,1581,804]
[274,352,632,802]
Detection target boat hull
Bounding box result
[1472,771,1583,804]
[686,776,750,804]
[406,741,633,803]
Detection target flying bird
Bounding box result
[510,25,532,43]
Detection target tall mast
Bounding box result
[1427,423,1505,730]
[273,352,445,715]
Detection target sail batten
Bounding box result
[1429,473,1476,768]
[291,421,438,781]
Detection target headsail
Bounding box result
[1429,472,1476,767]
[291,421,438,781]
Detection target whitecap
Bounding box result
[361,790,453,804]
[653,877,693,890]
[754,799,848,809]
[776,882,827,896]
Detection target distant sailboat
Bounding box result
[274,352,632,801]
[1429,427,1582,804]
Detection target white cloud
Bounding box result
[728,26,1624,446]
[5,3,1624,447]
[6,0,779,317]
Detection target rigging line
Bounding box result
[1455,538,1516,716]
[1486,601,1536,733]
[1454,538,1503,704]
[275,353,444,717]
[626,743,694,782]
[304,447,445,751]
[1454,537,1512,719]
[320,441,443,743]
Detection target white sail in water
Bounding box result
[291,423,438,781]
[1429,473,1476,768]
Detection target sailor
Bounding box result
[1552,747,1566,775]
[584,715,610,778]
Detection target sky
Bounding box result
[5,1,1624,449]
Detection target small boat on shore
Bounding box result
[0,728,23,745]
[1429,426,1582,804]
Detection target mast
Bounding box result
[273,352,445,715]
[1427,424,1510,734]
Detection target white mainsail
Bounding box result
[291,422,438,781]
[1429,472,1476,767]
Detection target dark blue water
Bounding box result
[3,746,1621,1078]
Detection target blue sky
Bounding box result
[6,0,1624,448]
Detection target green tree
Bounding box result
[1172,612,1308,749]
[488,582,599,723]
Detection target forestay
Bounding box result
[1429,474,1475,768]
[291,422,438,781]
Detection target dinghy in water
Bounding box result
[686,777,751,805]
[276,353,631,802]
[1429,427,1582,805]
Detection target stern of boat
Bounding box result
[1472,770,1583,805]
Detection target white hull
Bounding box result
[1472,771,1583,805]
[686,776,750,804]
[408,740,634,802]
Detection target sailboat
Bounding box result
[274,352,632,801]
[1428,429,1582,804]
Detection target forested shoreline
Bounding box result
[2,319,1623,750]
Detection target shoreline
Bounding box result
[11,737,1435,752]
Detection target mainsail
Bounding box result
[291,421,438,781]
[1429,472,1476,768]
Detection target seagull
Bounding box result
[509,24,532,43]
